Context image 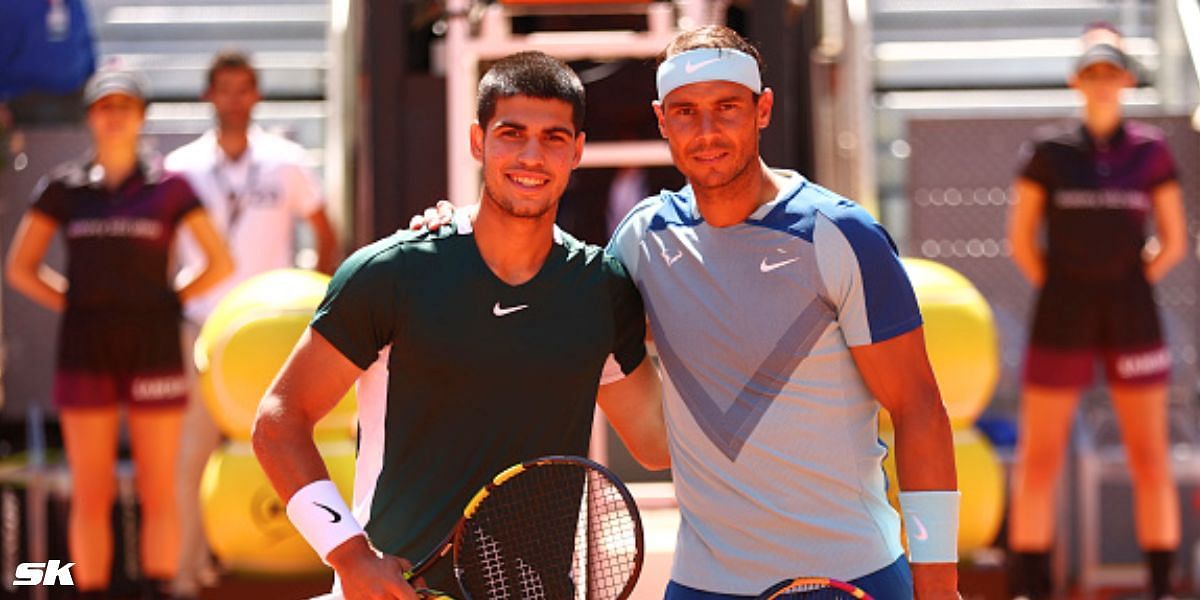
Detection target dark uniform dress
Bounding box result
[1019,121,1178,387]
[311,219,647,593]
[30,159,201,409]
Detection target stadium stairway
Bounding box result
[82,0,330,168]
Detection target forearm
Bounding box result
[176,258,233,303]
[251,397,337,499]
[851,328,959,596]
[305,210,339,275]
[7,264,66,312]
[1144,181,1187,284]
[1008,178,1047,287]
[911,563,959,600]
[1009,242,1045,287]
[598,358,671,471]
[175,246,234,302]
[892,397,959,598]
[314,229,338,275]
[891,397,956,491]
[177,211,234,303]
[613,408,670,471]
[1144,239,1186,283]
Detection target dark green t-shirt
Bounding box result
[311,221,646,590]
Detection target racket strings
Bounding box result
[469,527,509,600]
[456,463,640,599]
[576,469,640,597]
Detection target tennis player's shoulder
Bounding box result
[628,192,671,218]
[803,182,879,229]
[325,229,448,298]
[337,227,449,276]
[612,191,672,237]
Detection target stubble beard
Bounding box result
[483,178,559,220]
[688,148,758,199]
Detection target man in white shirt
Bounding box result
[164,50,338,598]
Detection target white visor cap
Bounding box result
[656,48,762,101]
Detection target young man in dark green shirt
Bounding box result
[252,51,667,600]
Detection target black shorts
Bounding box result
[1024,276,1168,387]
[54,308,186,409]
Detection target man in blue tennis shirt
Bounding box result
[605,26,960,600]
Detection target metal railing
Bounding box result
[1178,0,1200,127]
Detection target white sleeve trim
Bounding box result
[599,354,628,385]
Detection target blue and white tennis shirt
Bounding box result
[607,171,921,594]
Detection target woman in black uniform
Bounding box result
[5,69,233,598]
[1007,24,1187,600]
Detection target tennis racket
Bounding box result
[404,455,645,600]
[758,577,874,600]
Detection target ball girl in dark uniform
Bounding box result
[4,69,234,598]
[1006,24,1188,600]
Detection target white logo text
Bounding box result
[13,560,75,586]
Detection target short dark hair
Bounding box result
[658,25,766,81]
[476,51,585,132]
[207,50,258,90]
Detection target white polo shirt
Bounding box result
[165,126,325,321]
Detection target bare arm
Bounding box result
[253,328,362,495]
[1008,177,1047,287]
[850,327,957,600]
[253,328,418,599]
[306,208,339,275]
[1144,180,1187,283]
[175,209,235,303]
[5,211,67,312]
[596,356,669,471]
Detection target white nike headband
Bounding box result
[656,48,762,101]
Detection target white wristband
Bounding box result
[286,479,365,563]
[898,490,960,563]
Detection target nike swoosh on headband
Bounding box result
[684,57,721,74]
